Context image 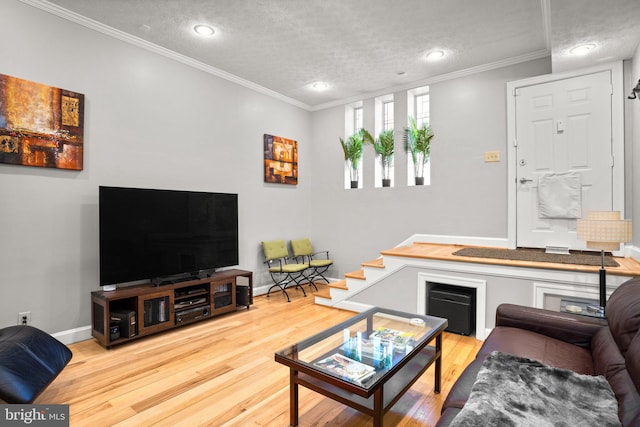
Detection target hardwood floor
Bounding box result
[38,285,482,426]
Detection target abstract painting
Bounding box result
[0,73,85,170]
[263,134,298,185]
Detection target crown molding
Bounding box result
[20,0,313,111]
[540,0,551,51]
[22,0,550,113]
[309,49,551,111]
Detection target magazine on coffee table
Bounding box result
[314,353,375,384]
[369,328,414,351]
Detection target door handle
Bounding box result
[519,177,533,184]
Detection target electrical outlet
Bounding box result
[18,311,31,325]
[484,151,500,162]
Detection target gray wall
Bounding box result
[309,58,552,276]
[2,1,636,337]
[350,266,532,329]
[0,1,313,332]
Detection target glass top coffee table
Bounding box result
[275,307,448,426]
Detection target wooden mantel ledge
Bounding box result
[380,242,640,277]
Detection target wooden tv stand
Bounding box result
[91,269,252,348]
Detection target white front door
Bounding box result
[514,70,613,251]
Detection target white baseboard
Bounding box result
[400,234,509,248]
[334,300,372,313]
[627,244,640,263]
[53,325,92,345]
[253,284,270,296]
[253,277,341,297]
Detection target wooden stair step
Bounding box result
[344,269,365,280]
[362,258,384,268]
[314,288,332,299]
[379,242,462,259]
[328,279,348,290]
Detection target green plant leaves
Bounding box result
[374,129,395,159]
[404,116,434,176]
[339,128,373,169]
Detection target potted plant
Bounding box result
[404,116,434,185]
[339,128,373,188]
[373,129,395,187]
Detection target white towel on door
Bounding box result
[537,172,581,219]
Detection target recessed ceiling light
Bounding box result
[570,44,596,55]
[426,50,445,61]
[193,24,215,36]
[312,82,328,91]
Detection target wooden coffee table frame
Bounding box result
[274,307,447,427]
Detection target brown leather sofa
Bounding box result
[436,277,640,427]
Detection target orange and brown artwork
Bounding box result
[263,134,298,185]
[0,73,84,170]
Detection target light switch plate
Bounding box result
[484,151,500,162]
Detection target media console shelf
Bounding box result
[91,269,252,349]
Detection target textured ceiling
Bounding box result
[550,0,640,72]
[30,0,640,109]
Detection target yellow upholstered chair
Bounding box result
[290,238,333,289]
[261,240,310,302]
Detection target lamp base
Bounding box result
[599,267,607,309]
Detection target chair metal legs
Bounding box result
[266,271,308,302]
[307,266,331,286]
[306,280,318,292]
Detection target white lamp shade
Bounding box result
[576,211,632,251]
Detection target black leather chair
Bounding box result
[0,325,72,403]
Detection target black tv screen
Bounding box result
[99,186,238,286]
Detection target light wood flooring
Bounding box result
[38,284,482,426]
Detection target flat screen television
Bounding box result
[99,186,239,286]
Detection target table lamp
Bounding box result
[576,211,632,310]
